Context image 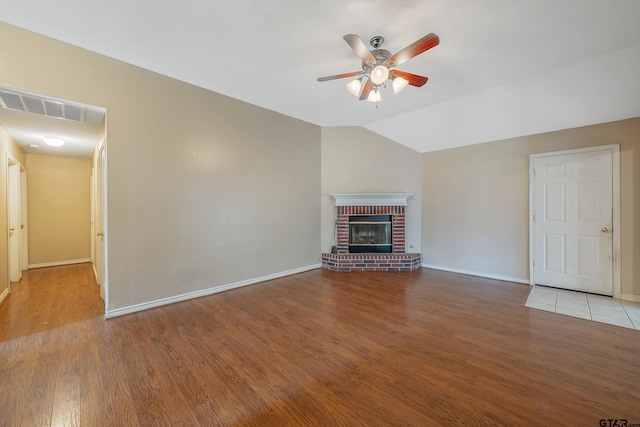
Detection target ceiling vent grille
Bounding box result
[0,89,87,122]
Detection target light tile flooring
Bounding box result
[525,285,640,330]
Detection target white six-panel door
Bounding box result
[533,148,613,295]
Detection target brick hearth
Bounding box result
[322,252,422,272]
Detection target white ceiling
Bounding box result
[1,0,639,154]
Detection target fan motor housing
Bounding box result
[371,49,392,61]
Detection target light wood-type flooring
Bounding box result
[0,264,638,426]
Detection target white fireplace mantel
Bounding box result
[330,193,413,207]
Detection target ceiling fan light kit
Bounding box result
[366,88,382,103]
[370,65,390,85]
[345,78,362,97]
[318,32,439,104]
[392,76,409,94]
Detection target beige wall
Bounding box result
[422,117,640,298]
[321,127,421,253]
[0,22,321,312]
[0,126,26,299]
[26,154,91,265]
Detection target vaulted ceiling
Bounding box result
[1,0,640,155]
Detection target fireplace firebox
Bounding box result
[349,215,392,253]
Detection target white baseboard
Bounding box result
[620,294,640,303]
[105,263,322,319]
[29,258,91,269]
[422,263,530,285]
[0,287,8,305]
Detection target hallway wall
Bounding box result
[26,154,91,267]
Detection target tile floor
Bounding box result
[525,285,640,330]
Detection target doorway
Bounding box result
[7,154,21,283]
[0,85,107,323]
[529,145,620,297]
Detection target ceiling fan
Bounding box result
[317,33,439,103]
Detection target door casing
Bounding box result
[7,155,21,283]
[20,169,28,271]
[529,144,621,298]
[94,137,107,309]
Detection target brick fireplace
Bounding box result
[322,194,421,272]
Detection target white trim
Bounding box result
[528,145,620,158]
[105,263,322,319]
[422,263,529,284]
[29,258,91,269]
[0,287,8,305]
[611,145,621,298]
[99,132,109,312]
[528,144,621,297]
[6,153,21,285]
[528,154,536,288]
[331,193,413,206]
[620,294,640,303]
[20,169,28,271]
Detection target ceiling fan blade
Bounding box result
[343,34,375,65]
[392,70,429,87]
[317,71,364,82]
[359,81,373,101]
[386,33,439,67]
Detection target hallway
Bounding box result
[0,263,103,342]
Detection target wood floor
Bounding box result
[0,265,638,426]
[0,263,104,342]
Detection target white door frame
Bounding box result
[7,154,21,283]
[20,169,28,271]
[94,134,108,311]
[529,144,621,298]
[90,167,95,266]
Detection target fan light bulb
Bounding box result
[366,89,382,103]
[392,77,409,94]
[345,79,362,97]
[370,65,389,85]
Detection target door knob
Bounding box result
[8,227,14,231]
[601,227,611,233]
[97,232,104,237]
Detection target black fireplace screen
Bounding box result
[348,215,392,253]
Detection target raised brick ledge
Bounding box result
[321,253,422,272]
